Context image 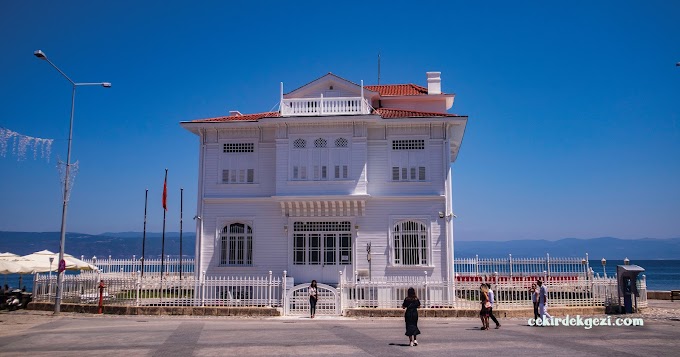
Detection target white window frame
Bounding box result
[219,141,257,184]
[389,218,430,267]
[389,138,428,182]
[292,221,352,266]
[290,136,351,181]
[218,221,254,266]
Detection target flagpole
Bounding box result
[161,169,168,287]
[141,188,148,277]
[180,187,184,281]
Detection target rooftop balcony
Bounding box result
[280,96,372,117]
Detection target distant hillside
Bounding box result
[1,232,679,260]
[0,231,195,259]
[455,237,680,259]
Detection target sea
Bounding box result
[3,259,679,293]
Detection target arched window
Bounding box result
[293,138,306,149]
[220,223,253,266]
[392,221,428,266]
[314,138,327,148]
[335,137,348,147]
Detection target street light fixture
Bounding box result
[34,49,110,314]
[601,258,607,278]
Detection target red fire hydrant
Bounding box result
[98,280,106,314]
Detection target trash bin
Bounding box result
[617,265,645,313]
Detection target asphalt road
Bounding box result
[0,312,678,356]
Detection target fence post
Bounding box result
[339,271,344,315]
[282,270,287,316]
[108,255,112,274]
[475,254,479,276]
[268,270,273,307]
[201,271,206,307]
[509,254,513,279]
[136,270,141,306]
[424,270,428,308]
[546,253,550,278]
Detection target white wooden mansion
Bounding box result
[180,72,468,288]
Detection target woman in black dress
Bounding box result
[309,280,318,318]
[480,284,490,330]
[402,287,421,346]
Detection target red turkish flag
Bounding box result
[162,173,167,211]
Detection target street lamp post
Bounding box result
[48,256,54,302]
[601,258,607,278]
[34,49,110,314]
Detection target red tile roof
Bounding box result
[364,84,430,96]
[374,108,460,118]
[192,111,280,122]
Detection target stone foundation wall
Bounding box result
[344,306,606,318]
[27,302,281,316]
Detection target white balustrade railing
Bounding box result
[453,255,590,278]
[280,96,372,116]
[79,256,195,276]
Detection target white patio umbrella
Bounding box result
[19,250,97,273]
[0,252,34,274]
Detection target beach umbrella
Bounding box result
[0,259,33,275]
[0,252,34,274]
[62,253,98,271]
[20,250,97,273]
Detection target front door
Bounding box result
[289,221,353,285]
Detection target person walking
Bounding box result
[309,280,318,319]
[402,287,421,346]
[530,283,539,322]
[486,283,501,329]
[537,279,552,325]
[479,284,490,330]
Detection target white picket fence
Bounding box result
[32,255,645,314]
[33,271,282,308]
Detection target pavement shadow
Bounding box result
[388,343,411,347]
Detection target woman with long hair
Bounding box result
[402,287,421,346]
[309,280,318,319]
[480,284,490,330]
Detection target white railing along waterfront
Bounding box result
[453,254,590,278]
[280,96,372,116]
[79,256,195,276]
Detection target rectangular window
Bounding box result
[324,234,336,264]
[293,234,306,265]
[321,166,327,179]
[391,140,427,182]
[392,139,425,150]
[293,166,299,180]
[247,169,254,183]
[339,233,352,265]
[222,170,229,183]
[342,165,348,179]
[308,234,321,265]
[223,143,255,153]
[292,221,352,266]
[300,166,307,180]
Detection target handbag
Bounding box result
[484,301,491,308]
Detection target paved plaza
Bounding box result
[1,303,679,356]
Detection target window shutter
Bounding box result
[392,167,400,181]
[222,170,229,183]
[418,167,426,181]
[247,169,254,183]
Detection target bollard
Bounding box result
[98,280,106,314]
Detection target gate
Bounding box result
[285,283,340,316]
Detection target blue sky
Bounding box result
[1,1,678,241]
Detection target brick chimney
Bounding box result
[426,72,441,95]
